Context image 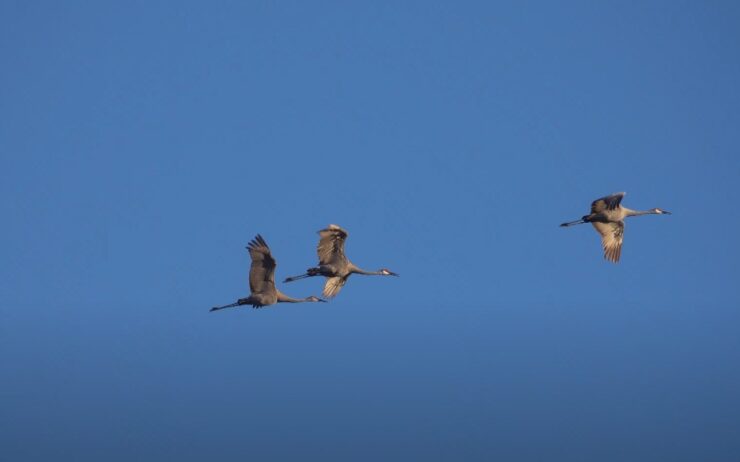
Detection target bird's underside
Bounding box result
[323,276,348,298]
[241,293,277,308]
[591,221,624,263]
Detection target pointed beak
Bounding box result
[317,297,327,302]
[662,210,672,215]
[389,272,399,277]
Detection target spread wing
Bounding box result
[246,235,277,295]
[591,192,625,214]
[591,221,624,263]
[323,276,347,298]
[317,224,349,266]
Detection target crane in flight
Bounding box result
[211,235,326,311]
[284,224,398,298]
[560,192,671,263]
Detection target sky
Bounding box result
[1,1,740,460]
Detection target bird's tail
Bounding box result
[560,219,587,227]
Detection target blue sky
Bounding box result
[2,1,739,460]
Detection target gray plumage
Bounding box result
[210,234,326,311]
[560,192,671,263]
[284,224,398,298]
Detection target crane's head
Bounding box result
[379,268,399,276]
[652,208,671,215]
[307,295,327,303]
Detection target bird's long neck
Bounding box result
[623,207,656,217]
[348,263,383,276]
[276,290,311,303]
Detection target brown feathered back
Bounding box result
[247,235,277,295]
[317,224,349,267]
[591,192,625,214]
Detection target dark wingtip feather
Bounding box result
[247,234,269,252]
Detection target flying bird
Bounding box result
[283,224,398,298]
[210,235,326,311]
[560,192,671,263]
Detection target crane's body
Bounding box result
[210,235,325,311]
[284,224,398,298]
[560,192,671,263]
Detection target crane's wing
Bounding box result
[323,276,347,298]
[591,221,624,263]
[247,235,277,294]
[591,192,625,214]
[317,224,349,266]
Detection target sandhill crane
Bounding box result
[210,235,326,311]
[560,192,671,263]
[283,224,398,298]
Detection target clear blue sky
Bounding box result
[2,1,739,460]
